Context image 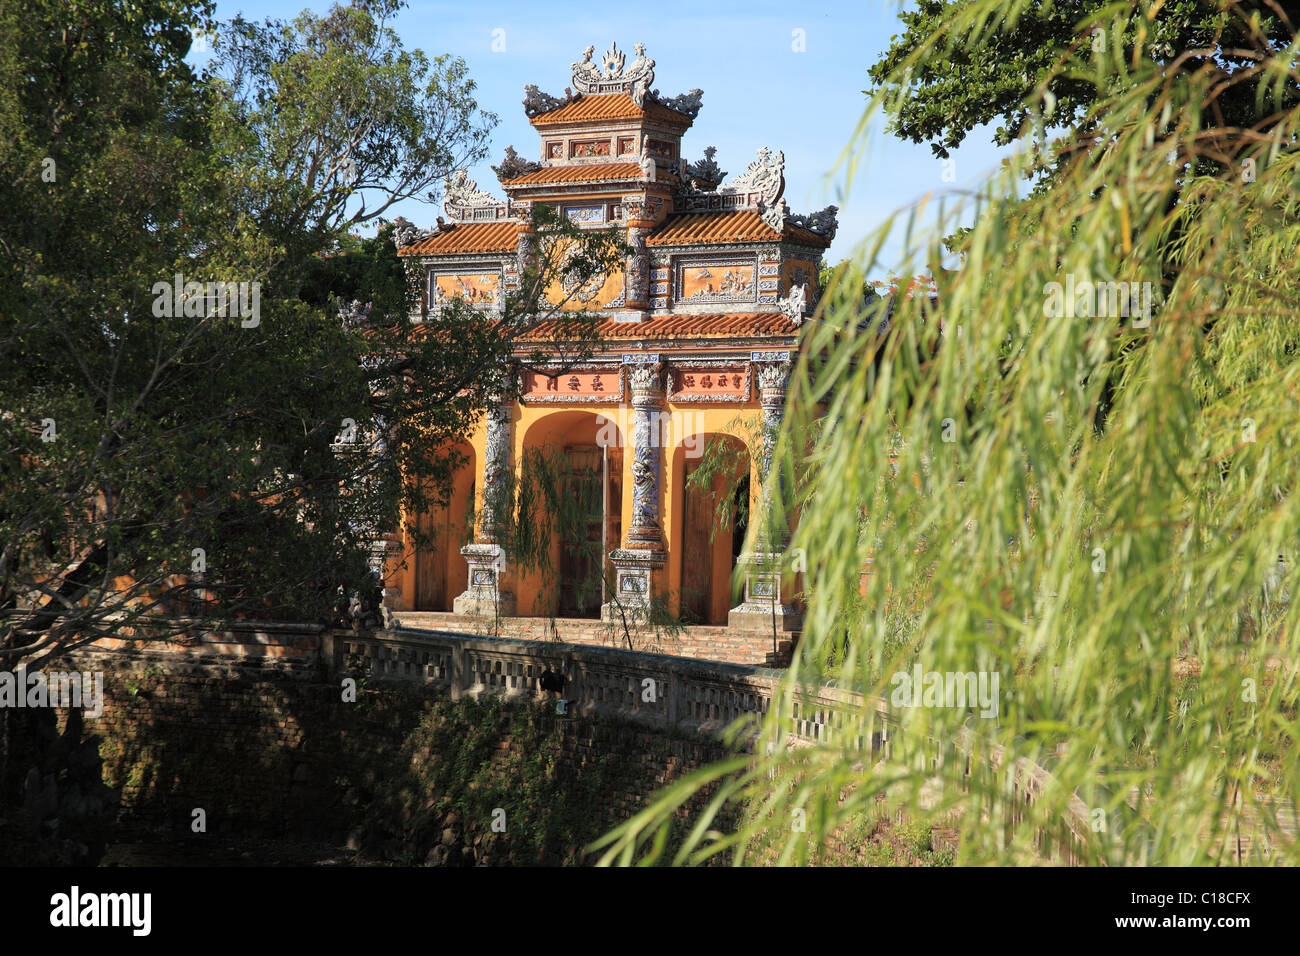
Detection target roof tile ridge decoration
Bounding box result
[523,42,703,121]
[571,41,656,106]
[390,166,520,254]
[671,146,840,244]
[443,169,514,223]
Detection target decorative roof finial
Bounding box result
[443,169,508,221]
[572,41,655,99]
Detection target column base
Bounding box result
[728,551,802,633]
[600,546,666,622]
[452,591,518,619]
[727,603,802,634]
[452,543,517,619]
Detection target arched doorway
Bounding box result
[675,434,750,624]
[413,441,475,611]
[518,411,624,618]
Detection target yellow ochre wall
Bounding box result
[384,398,769,619]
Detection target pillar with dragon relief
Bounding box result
[454,396,518,617]
[728,352,802,634]
[602,358,667,621]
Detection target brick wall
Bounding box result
[62,649,738,864]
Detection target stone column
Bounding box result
[454,397,517,617]
[729,352,801,633]
[756,357,789,481]
[602,360,667,621]
[330,419,404,622]
[618,196,654,321]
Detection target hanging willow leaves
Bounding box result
[594,0,1300,866]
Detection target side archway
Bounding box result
[411,441,476,611]
[670,433,750,625]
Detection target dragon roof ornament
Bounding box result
[778,282,809,325]
[787,204,840,241]
[683,146,726,190]
[492,145,542,182]
[719,147,785,206]
[390,215,432,249]
[651,87,704,119]
[444,169,510,222]
[571,42,656,105]
[523,83,575,119]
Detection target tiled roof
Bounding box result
[397,221,521,256]
[520,312,800,340]
[647,210,832,248]
[529,93,692,127]
[503,162,650,186]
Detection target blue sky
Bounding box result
[199,0,1015,278]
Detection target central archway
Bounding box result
[518,410,625,618]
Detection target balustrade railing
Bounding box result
[327,626,1095,863]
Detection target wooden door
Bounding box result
[416,502,449,610]
[681,459,713,623]
[558,446,603,617]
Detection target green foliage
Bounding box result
[362,697,715,865]
[596,0,1300,866]
[868,0,1299,182]
[0,0,627,668]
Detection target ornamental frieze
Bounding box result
[673,254,758,305]
[669,366,751,403]
[521,368,624,404]
[431,271,501,307]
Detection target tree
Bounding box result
[868,0,1300,182]
[209,0,496,270]
[1,0,626,863]
[595,0,1300,866]
[0,0,623,672]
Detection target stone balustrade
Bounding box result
[327,625,1094,864]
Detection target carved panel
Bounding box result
[431,271,501,306]
[673,255,758,305]
[570,138,612,159]
[646,138,676,159]
[522,369,623,403]
[564,204,605,225]
[669,367,750,403]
